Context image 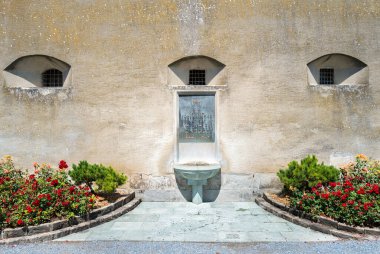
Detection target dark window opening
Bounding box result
[189,69,206,85]
[42,69,63,87]
[320,68,334,85]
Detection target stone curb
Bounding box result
[255,193,379,240]
[0,192,141,244]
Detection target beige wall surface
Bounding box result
[0,0,379,199]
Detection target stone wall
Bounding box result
[0,0,379,201]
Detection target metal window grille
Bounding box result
[42,69,63,87]
[320,68,334,85]
[189,69,206,85]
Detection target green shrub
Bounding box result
[69,161,127,194]
[277,155,339,192]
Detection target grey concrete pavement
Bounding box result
[56,202,338,242]
[1,241,380,254]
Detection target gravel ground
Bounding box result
[0,240,379,254]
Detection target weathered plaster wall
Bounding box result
[0,0,379,200]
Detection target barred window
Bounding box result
[320,68,334,85]
[189,69,206,85]
[42,69,63,87]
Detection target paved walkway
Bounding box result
[57,202,338,242]
[3,241,380,254]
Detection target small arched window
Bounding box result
[168,55,226,87]
[42,69,63,87]
[307,54,368,86]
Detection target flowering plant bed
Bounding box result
[257,192,380,239]
[1,156,130,227]
[276,154,380,228]
[1,192,138,242]
[0,155,139,242]
[0,156,96,229]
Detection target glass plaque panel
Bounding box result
[179,94,215,143]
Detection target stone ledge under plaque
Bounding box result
[5,87,72,102]
[168,85,228,91]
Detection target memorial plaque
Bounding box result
[179,95,215,143]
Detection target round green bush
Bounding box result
[277,155,340,192]
[69,161,127,194]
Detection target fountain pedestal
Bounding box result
[174,163,220,204]
[187,179,207,204]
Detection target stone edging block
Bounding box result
[0,192,141,244]
[255,193,380,240]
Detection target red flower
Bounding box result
[341,194,348,201]
[69,186,76,193]
[357,188,365,195]
[344,180,353,187]
[17,219,24,226]
[348,200,355,205]
[57,189,63,196]
[329,182,337,188]
[29,174,35,180]
[321,193,330,200]
[342,203,347,208]
[62,201,70,207]
[58,160,68,169]
[32,199,40,206]
[32,181,38,190]
[50,179,59,186]
[363,202,373,211]
[26,206,33,213]
[373,184,379,194]
[344,187,353,193]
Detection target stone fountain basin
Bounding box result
[174,163,221,181]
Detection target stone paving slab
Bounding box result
[2,241,380,254]
[56,202,338,242]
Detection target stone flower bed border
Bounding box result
[0,192,141,244]
[255,193,380,240]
